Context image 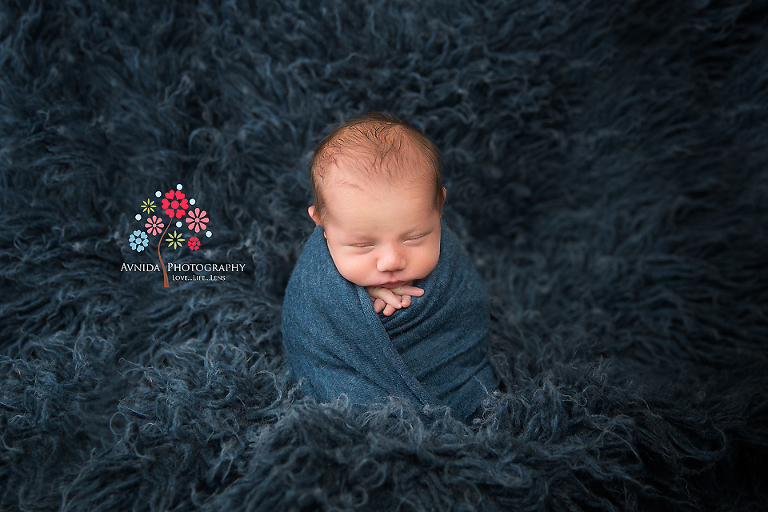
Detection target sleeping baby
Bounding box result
[282,112,498,421]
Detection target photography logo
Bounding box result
[126,183,212,288]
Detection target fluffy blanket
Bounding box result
[1,0,767,511]
[282,220,499,421]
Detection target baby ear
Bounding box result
[438,187,447,215]
[308,205,323,227]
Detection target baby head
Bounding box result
[308,112,446,288]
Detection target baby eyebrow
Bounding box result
[344,234,374,243]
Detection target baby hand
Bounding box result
[366,283,425,316]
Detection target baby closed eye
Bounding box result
[349,235,425,249]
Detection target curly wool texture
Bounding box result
[1,0,767,511]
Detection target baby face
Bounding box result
[310,174,444,289]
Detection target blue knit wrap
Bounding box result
[281,219,498,421]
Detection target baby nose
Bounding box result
[377,246,406,272]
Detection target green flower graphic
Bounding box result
[165,231,184,249]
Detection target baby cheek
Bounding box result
[413,244,440,278]
[336,252,376,286]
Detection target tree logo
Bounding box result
[129,184,211,287]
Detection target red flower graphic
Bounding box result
[161,190,189,218]
[188,237,201,251]
[144,215,164,236]
[186,208,209,233]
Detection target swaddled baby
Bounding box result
[282,112,498,421]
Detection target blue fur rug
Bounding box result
[1,0,767,510]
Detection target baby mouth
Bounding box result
[380,280,407,289]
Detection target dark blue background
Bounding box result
[1,1,766,510]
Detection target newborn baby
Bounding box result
[308,113,445,317]
[282,113,498,421]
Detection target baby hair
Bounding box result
[310,112,443,219]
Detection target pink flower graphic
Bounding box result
[144,215,165,236]
[188,237,201,251]
[161,190,189,219]
[186,208,209,233]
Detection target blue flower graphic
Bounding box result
[129,230,149,252]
